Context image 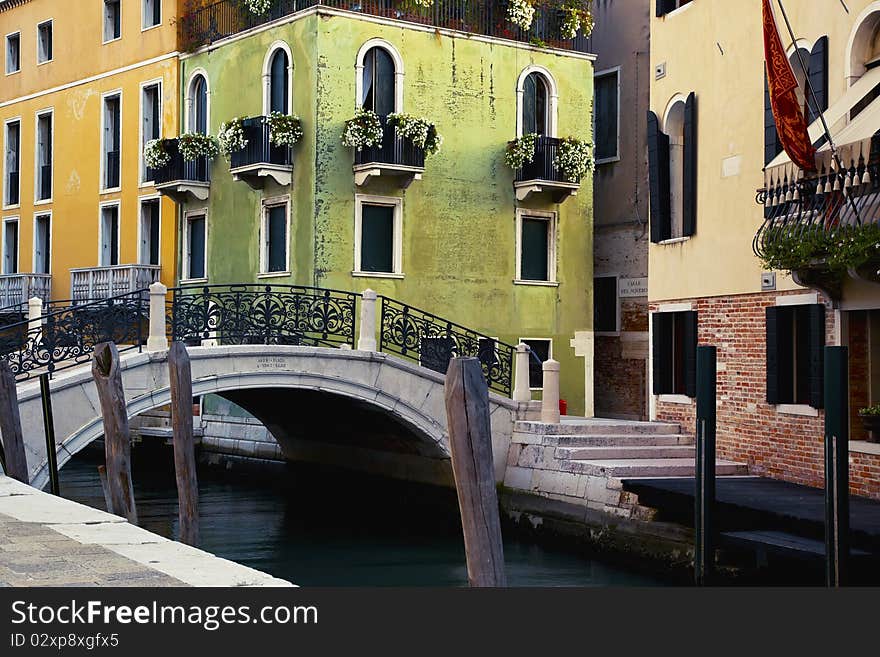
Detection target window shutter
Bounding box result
[683,310,698,398]
[647,111,671,243]
[766,307,781,404]
[683,92,697,238]
[766,306,795,405]
[808,36,828,124]
[656,0,677,17]
[652,313,673,395]
[764,70,782,165]
[808,303,826,408]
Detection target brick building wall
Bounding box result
[651,290,880,500]
[595,299,649,420]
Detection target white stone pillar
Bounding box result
[27,297,43,340]
[541,358,561,424]
[357,289,378,352]
[146,282,169,352]
[513,342,532,402]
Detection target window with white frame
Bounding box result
[523,72,550,136]
[104,1,121,43]
[4,120,20,207]
[594,276,619,334]
[354,195,402,276]
[2,217,18,274]
[37,20,52,63]
[35,111,52,201]
[360,46,396,116]
[594,68,619,162]
[6,33,20,74]
[141,83,161,181]
[103,93,121,190]
[189,74,209,134]
[139,198,160,266]
[184,213,206,280]
[99,204,119,267]
[261,199,289,274]
[516,210,556,283]
[268,48,290,115]
[520,338,552,389]
[143,0,161,29]
[34,213,51,274]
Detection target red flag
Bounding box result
[763,0,816,171]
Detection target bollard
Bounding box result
[513,343,531,402]
[39,374,60,496]
[146,282,169,352]
[694,345,717,587]
[27,297,43,343]
[824,346,849,587]
[357,289,378,351]
[540,359,561,424]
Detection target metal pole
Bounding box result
[39,373,60,496]
[694,345,717,587]
[824,346,849,587]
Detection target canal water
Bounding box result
[59,448,663,587]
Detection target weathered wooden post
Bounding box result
[694,345,717,587]
[92,342,137,523]
[824,346,849,587]
[513,343,531,402]
[0,361,28,482]
[168,342,199,546]
[541,358,561,424]
[39,374,60,495]
[357,289,378,351]
[146,282,169,352]
[445,357,507,587]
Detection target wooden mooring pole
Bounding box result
[169,342,199,546]
[444,357,506,587]
[0,361,29,482]
[39,374,60,495]
[92,342,137,524]
[694,345,717,587]
[824,346,849,587]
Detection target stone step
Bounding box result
[557,445,697,460]
[552,434,694,448]
[562,458,749,478]
[515,420,681,436]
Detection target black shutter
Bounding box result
[683,310,698,398]
[808,303,826,409]
[647,111,671,243]
[652,313,673,395]
[766,306,796,405]
[808,36,828,124]
[657,0,677,17]
[766,306,781,404]
[764,69,782,165]
[683,92,697,238]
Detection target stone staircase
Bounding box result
[503,418,749,520]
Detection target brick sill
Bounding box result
[850,440,880,457]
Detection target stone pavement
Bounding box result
[0,476,293,587]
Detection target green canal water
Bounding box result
[59,449,664,587]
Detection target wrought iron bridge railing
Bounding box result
[180,0,592,54]
[150,139,210,185]
[230,117,293,170]
[354,115,426,170]
[515,136,568,184]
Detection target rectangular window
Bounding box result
[521,338,551,389]
[594,276,619,334]
[140,199,160,266]
[652,311,698,397]
[185,214,206,280]
[4,120,20,207]
[100,205,119,267]
[104,1,121,42]
[6,33,20,74]
[34,213,51,274]
[143,0,161,29]
[517,213,555,283]
[103,94,121,190]
[141,83,161,182]
[766,304,825,408]
[355,195,402,276]
[2,218,18,274]
[35,112,52,201]
[37,20,52,63]
[594,69,619,162]
[261,202,288,274]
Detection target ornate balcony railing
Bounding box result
[180,1,592,54]
[231,117,292,170]
[150,139,210,186]
[354,115,426,170]
[0,273,51,309]
[70,265,161,302]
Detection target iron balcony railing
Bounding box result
[70,265,161,302]
[37,164,51,200]
[150,139,210,185]
[516,136,568,183]
[0,273,51,309]
[355,115,426,170]
[180,0,592,54]
[105,150,121,189]
[230,117,292,170]
[6,170,18,205]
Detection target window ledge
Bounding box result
[37,59,52,66]
[850,440,880,457]
[141,24,162,34]
[180,277,208,285]
[33,199,52,206]
[514,279,559,287]
[102,37,122,46]
[5,70,20,77]
[257,272,291,279]
[658,394,693,405]
[775,404,819,417]
[595,331,621,338]
[352,271,404,280]
[2,204,20,211]
[101,187,122,195]
[596,155,621,166]
[658,236,691,246]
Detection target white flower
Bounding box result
[342,108,384,151]
[387,113,442,155]
[245,0,272,15]
[218,117,248,156]
[508,0,536,31]
[144,139,171,169]
[266,112,303,147]
[505,133,537,170]
[553,137,593,183]
[177,132,219,162]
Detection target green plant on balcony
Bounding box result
[266,112,303,148]
[553,137,593,182]
[144,139,172,169]
[218,117,248,156]
[759,222,880,276]
[861,404,880,416]
[504,133,538,170]
[178,133,220,162]
[387,113,442,155]
[342,108,384,151]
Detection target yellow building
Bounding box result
[648,0,880,499]
[0,0,179,307]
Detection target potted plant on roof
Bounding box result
[858,404,880,443]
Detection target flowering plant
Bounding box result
[553,137,593,182]
[342,107,384,151]
[266,112,303,147]
[144,139,172,170]
[759,222,880,275]
[177,132,220,162]
[504,133,538,170]
[560,5,594,39]
[244,0,272,15]
[508,0,536,30]
[218,117,248,156]
[387,113,442,156]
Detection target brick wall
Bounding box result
[651,291,880,500]
[595,299,648,420]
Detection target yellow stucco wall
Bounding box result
[648,0,880,303]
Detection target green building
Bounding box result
[154,1,596,414]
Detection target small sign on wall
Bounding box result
[619,277,648,298]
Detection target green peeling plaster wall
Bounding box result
[181,12,594,414]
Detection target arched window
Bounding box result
[189,74,208,134]
[522,72,549,136]
[361,46,396,116]
[269,49,289,114]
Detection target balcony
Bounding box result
[70,265,160,302]
[0,273,51,309]
[230,117,293,189]
[514,136,580,202]
[151,140,210,203]
[353,115,425,188]
[5,171,19,206]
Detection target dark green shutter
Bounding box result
[683,92,697,238]
[808,303,826,408]
[808,36,828,124]
[521,217,549,281]
[189,217,205,279]
[267,206,287,273]
[764,70,782,165]
[766,306,796,405]
[683,311,698,398]
[652,313,673,395]
[361,204,394,273]
[647,111,671,243]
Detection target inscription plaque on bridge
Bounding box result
[256,356,287,370]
